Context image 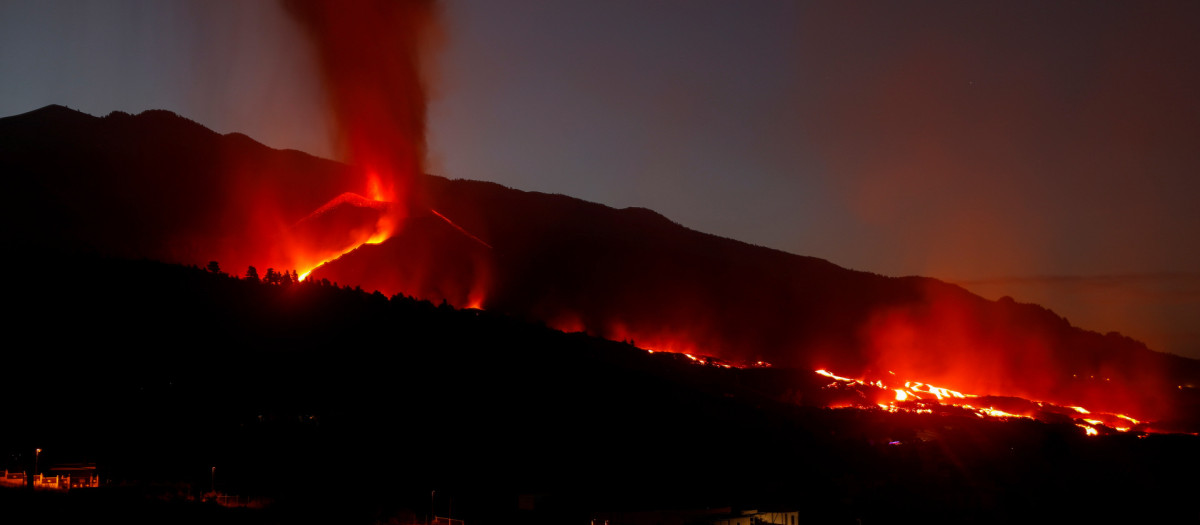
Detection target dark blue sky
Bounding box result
[2,0,1197,358]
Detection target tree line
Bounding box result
[206,261,313,287]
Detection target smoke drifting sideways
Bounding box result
[283,0,441,235]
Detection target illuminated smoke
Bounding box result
[283,0,440,221]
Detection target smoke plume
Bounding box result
[284,0,440,219]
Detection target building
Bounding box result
[31,463,99,491]
[593,507,800,525]
[0,470,26,488]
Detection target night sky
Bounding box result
[1,1,1197,358]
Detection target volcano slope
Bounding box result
[4,258,1199,524]
[327,173,1200,428]
[2,104,1198,428]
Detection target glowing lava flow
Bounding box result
[292,200,493,312]
[637,345,768,369]
[814,369,1151,436]
[296,229,386,282]
[571,329,773,369]
[430,209,493,249]
[293,191,399,282]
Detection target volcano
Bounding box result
[2,105,1197,429]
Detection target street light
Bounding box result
[34,448,41,477]
[211,466,215,494]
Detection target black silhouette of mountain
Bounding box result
[2,104,1197,426]
[0,104,358,269]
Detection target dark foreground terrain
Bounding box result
[4,256,1198,524]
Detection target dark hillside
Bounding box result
[4,256,1199,524]
[2,104,1196,426]
[407,176,1198,421]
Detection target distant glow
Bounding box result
[816,369,856,383]
[967,406,1029,419]
[814,368,1158,434]
[289,189,399,281]
[1116,414,1141,425]
[618,346,766,369]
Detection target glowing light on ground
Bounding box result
[1116,414,1141,425]
[430,209,493,249]
[813,368,1160,436]
[816,369,856,383]
[627,347,766,369]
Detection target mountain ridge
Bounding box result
[2,104,1196,423]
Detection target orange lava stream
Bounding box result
[814,368,1151,436]
[295,203,398,282]
[642,346,769,369]
[430,209,493,249]
[295,225,393,282]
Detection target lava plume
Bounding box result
[281,0,441,274]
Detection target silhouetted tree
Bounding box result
[206,261,221,274]
[264,268,279,285]
[245,266,260,282]
[281,270,293,286]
